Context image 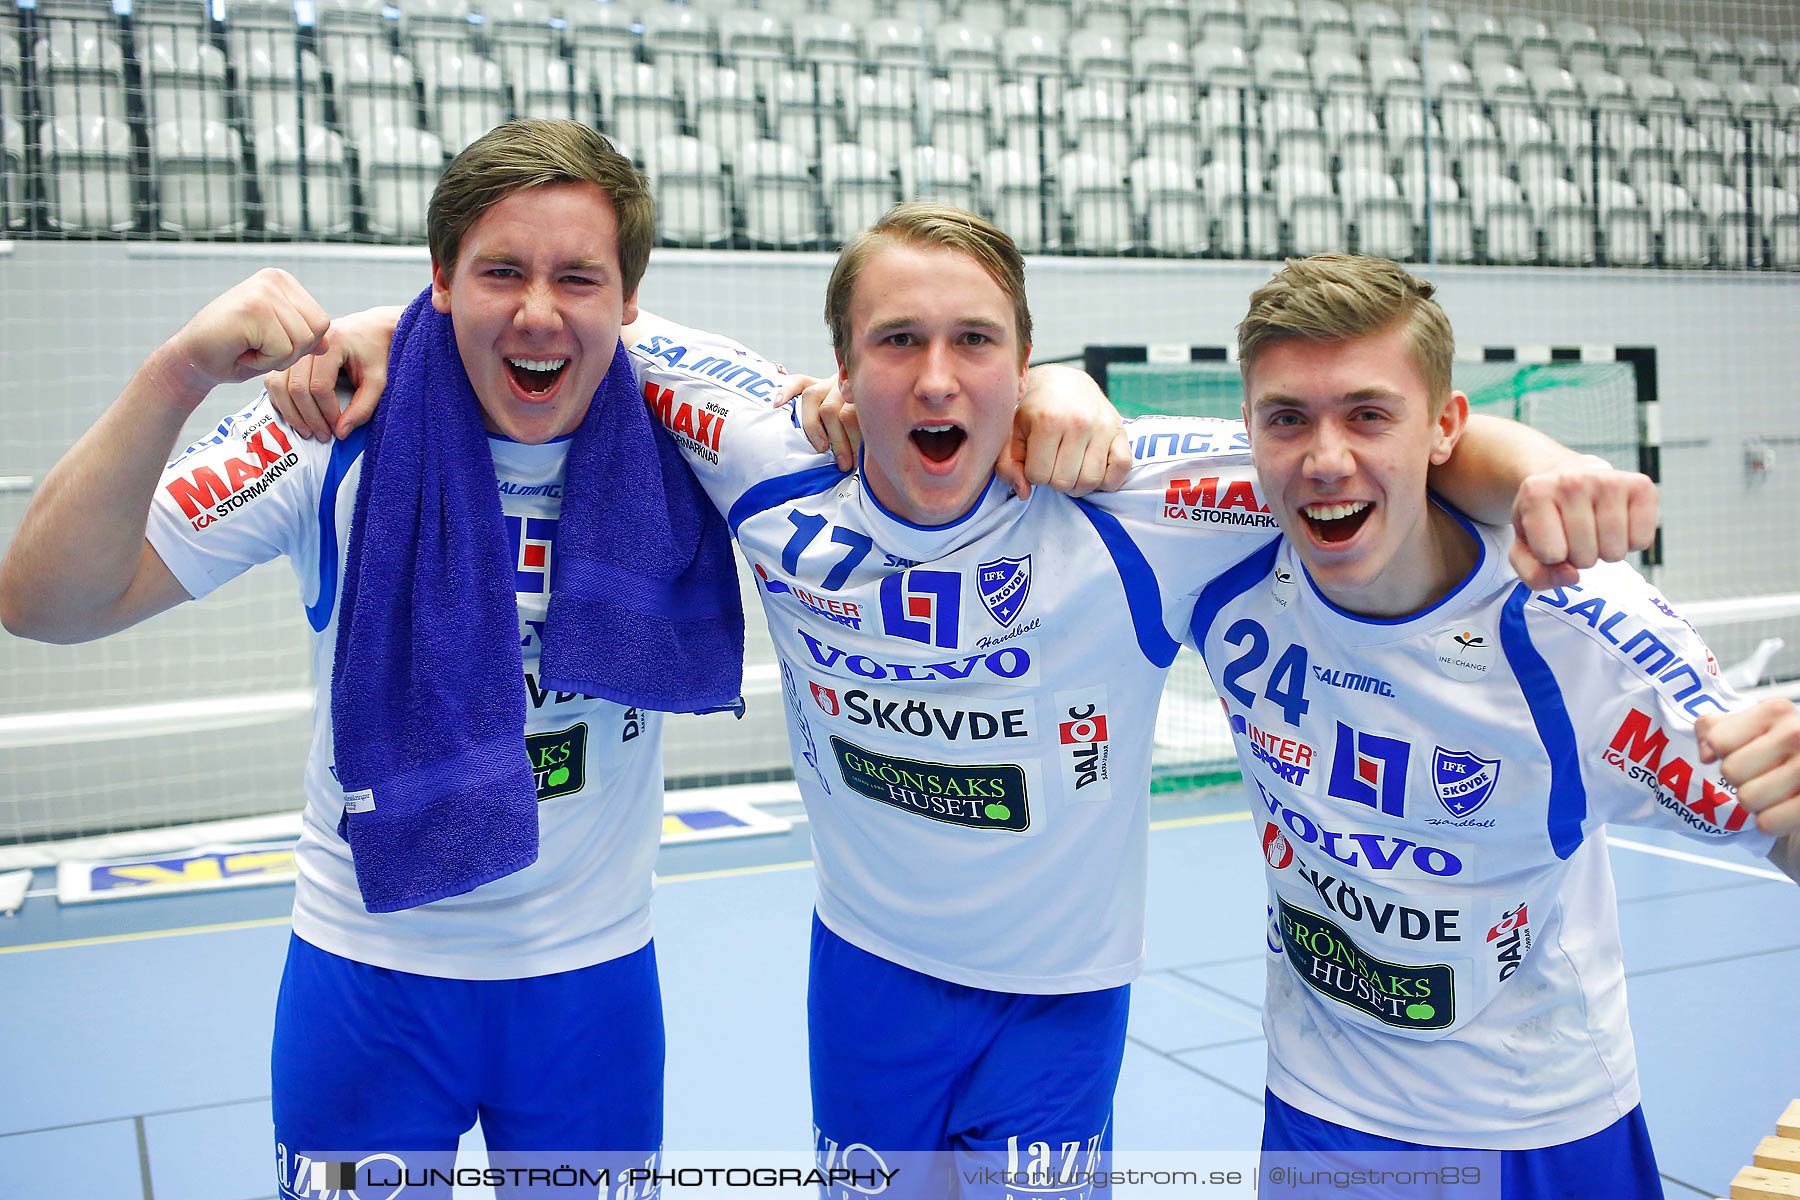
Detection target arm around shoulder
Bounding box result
[0,269,330,641]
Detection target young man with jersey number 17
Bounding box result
[1191,252,1800,1198]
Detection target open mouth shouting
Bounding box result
[912,422,968,465]
[505,355,570,400]
[1302,500,1373,544]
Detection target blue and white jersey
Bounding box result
[146,397,665,980]
[1185,504,1775,1150]
[630,314,1274,993]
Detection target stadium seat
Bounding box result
[1770,213,1800,270]
[1604,203,1653,266]
[1130,155,1207,255]
[692,67,761,169]
[1195,6,1250,52]
[852,74,919,170]
[1382,102,1440,159]
[1275,128,1329,173]
[1254,45,1311,91]
[1261,88,1320,138]
[362,125,444,240]
[1424,198,1475,261]
[1606,23,1653,78]
[981,147,1057,251]
[767,70,843,164]
[1570,145,1623,200]
[261,123,352,236]
[606,64,683,158]
[1321,93,1378,145]
[1068,29,1132,96]
[400,0,476,53]
[1543,193,1597,266]
[1,115,22,231]
[1516,143,1572,212]
[821,143,896,244]
[1679,148,1726,191]
[1475,62,1530,102]
[516,59,593,124]
[142,36,229,129]
[331,45,423,147]
[936,24,1000,75]
[1346,187,1412,257]
[1015,0,1073,40]
[1463,171,1524,222]
[1074,0,1132,40]
[484,11,560,106]
[1205,129,1266,186]
[43,113,134,232]
[1059,151,1135,254]
[866,18,931,83]
[1707,188,1754,267]
[1649,30,1698,81]
[644,135,731,247]
[1481,200,1536,264]
[1309,48,1365,92]
[1270,161,1332,217]
[1212,189,1281,258]
[640,6,716,98]
[930,78,993,166]
[1130,35,1193,91]
[567,1,640,82]
[901,145,978,211]
[958,0,1010,35]
[1065,85,1133,167]
[739,139,817,248]
[721,12,793,99]
[1134,0,1191,42]
[1191,42,1252,89]
[1397,169,1457,217]
[153,118,243,234]
[429,54,509,154]
[999,29,1066,110]
[1653,184,1708,266]
[994,81,1057,158]
[1289,192,1346,256]
[1133,89,1201,173]
[37,20,130,124]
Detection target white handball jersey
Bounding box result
[146,398,666,980]
[1185,504,1776,1149]
[628,314,1276,993]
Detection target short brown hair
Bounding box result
[825,202,1033,367]
[1237,254,1455,405]
[427,119,654,297]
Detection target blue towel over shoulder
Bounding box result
[330,289,743,914]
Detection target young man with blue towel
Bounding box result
[277,195,1670,1198]
[0,121,755,1197]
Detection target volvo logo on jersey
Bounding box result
[830,736,1030,831]
[976,556,1032,628]
[1432,748,1500,818]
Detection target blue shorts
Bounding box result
[808,915,1128,1199]
[272,933,663,1199]
[1262,1089,1664,1200]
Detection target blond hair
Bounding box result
[427,119,654,296]
[1237,254,1455,405]
[825,202,1033,366]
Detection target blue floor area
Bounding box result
[0,789,1794,1198]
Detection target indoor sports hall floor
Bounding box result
[1,783,1794,1200]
